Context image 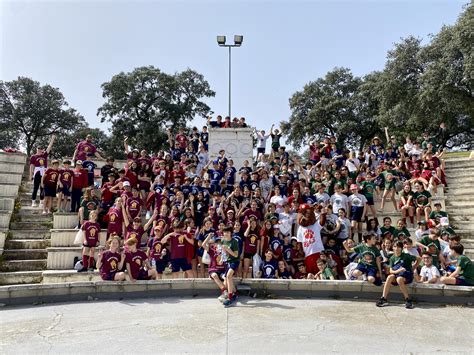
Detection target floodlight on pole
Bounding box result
[216,34,244,119]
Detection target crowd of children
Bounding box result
[27,120,473,307]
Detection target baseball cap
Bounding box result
[75,160,83,165]
[350,184,358,190]
[123,181,131,187]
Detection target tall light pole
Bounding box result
[217,35,243,120]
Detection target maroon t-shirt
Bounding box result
[208,244,226,273]
[43,168,60,188]
[243,209,263,222]
[125,225,145,245]
[175,134,188,149]
[30,152,48,168]
[107,207,123,235]
[244,231,259,255]
[59,168,73,187]
[75,141,97,161]
[169,232,188,259]
[127,196,142,219]
[82,221,100,246]
[148,237,167,260]
[100,250,121,276]
[125,249,148,279]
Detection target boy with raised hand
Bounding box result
[221,226,240,307]
[440,244,474,286]
[376,241,420,309]
[343,232,383,285]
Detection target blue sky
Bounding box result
[1,0,467,140]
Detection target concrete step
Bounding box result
[9,229,51,240]
[0,197,14,211]
[0,152,27,164]
[0,183,20,198]
[3,249,47,260]
[0,271,42,285]
[444,194,474,201]
[445,187,474,195]
[10,221,52,231]
[5,239,50,249]
[445,201,474,208]
[450,221,474,230]
[462,239,474,248]
[445,159,474,168]
[16,214,52,223]
[47,247,104,270]
[0,172,23,185]
[51,229,107,247]
[53,213,79,229]
[0,162,25,174]
[0,259,47,272]
[446,176,474,184]
[17,206,50,215]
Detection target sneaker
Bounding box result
[218,291,228,303]
[88,268,95,272]
[231,292,238,301]
[376,297,389,307]
[145,211,151,219]
[31,201,37,207]
[77,267,88,273]
[405,299,414,309]
[223,298,234,307]
[39,202,44,208]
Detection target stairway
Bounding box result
[0,172,52,285]
[444,157,474,259]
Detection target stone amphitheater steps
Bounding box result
[0,167,53,285]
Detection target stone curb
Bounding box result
[0,279,472,307]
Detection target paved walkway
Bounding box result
[1,297,473,354]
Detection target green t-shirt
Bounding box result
[413,190,432,207]
[222,238,239,263]
[321,267,335,280]
[381,226,397,239]
[382,170,397,190]
[361,181,376,199]
[394,227,411,240]
[457,256,474,284]
[389,252,417,272]
[354,243,381,268]
[419,236,441,268]
[429,210,448,224]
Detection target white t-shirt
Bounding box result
[330,193,349,214]
[345,158,360,173]
[270,195,287,213]
[348,193,367,208]
[256,133,269,149]
[419,265,440,283]
[296,222,324,257]
[278,211,295,236]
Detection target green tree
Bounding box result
[0,77,83,156]
[283,67,372,150]
[98,66,215,153]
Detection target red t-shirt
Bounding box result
[169,232,189,259]
[125,249,147,279]
[107,207,123,235]
[72,169,88,189]
[148,237,167,260]
[175,134,188,149]
[30,152,48,168]
[100,250,121,276]
[82,221,100,246]
[125,225,145,245]
[244,231,260,255]
[43,168,60,188]
[59,168,73,187]
[127,197,142,219]
[75,141,97,161]
[101,182,115,203]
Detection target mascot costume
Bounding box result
[296,204,327,274]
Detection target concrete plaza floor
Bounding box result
[1,297,473,354]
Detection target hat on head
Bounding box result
[75,160,83,165]
[350,184,359,190]
[123,181,131,187]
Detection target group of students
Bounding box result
[27,119,472,307]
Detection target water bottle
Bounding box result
[151,258,156,269]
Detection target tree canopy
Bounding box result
[0,77,84,156]
[98,66,215,153]
[283,3,473,151]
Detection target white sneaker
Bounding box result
[31,201,37,207]
[39,201,44,208]
[218,291,228,303]
[145,211,151,219]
